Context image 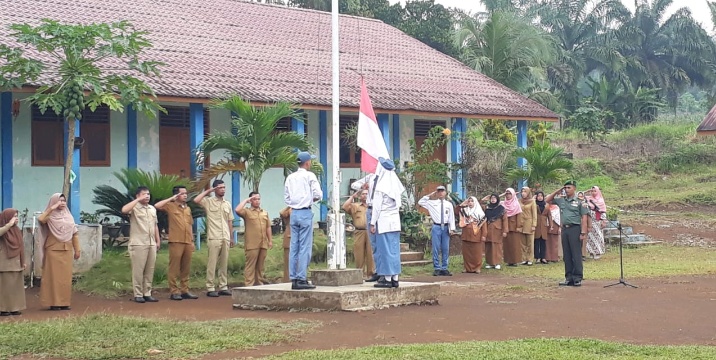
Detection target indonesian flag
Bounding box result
[357,77,390,173]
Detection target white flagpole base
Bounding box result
[327,213,346,270]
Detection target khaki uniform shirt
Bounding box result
[346,202,368,230]
[128,203,158,246]
[237,207,270,250]
[279,207,291,249]
[200,197,234,241]
[164,202,193,243]
[553,196,589,225]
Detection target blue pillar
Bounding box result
[230,117,241,227]
[451,118,467,199]
[291,109,305,136]
[0,93,12,209]
[391,114,400,161]
[517,120,528,190]
[318,110,328,221]
[64,119,80,223]
[127,106,137,169]
[377,113,390,155]
[189,103,204,249]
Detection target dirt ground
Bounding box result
[4,218,715,359]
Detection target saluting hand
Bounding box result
[50,201,61,211]
[9,216,18,226]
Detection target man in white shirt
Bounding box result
[350,173,381,282]
[284,151,323,290]
[418,185,456,276]
[370,158,405,288]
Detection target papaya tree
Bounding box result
[0,19,164,196]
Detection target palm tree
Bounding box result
[616,0,716,109]
[196,96,315,192]
[455,9,557,95]
[507,140,573,187]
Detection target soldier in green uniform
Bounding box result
[545,180,589,287]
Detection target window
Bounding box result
[274,115,308,136]
[339,115,361,167]
[414,120,446,137]
[31,105,111,167]
[159,105,210,130]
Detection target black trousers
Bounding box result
[534,237,547,259]
[561,225,583,282]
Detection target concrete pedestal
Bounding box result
[311,269,363,286]
[232,282,440,312]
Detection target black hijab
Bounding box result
[485,193,505,223]
[535,191,546,213]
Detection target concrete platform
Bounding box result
[232,281,440,312]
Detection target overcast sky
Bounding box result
[389,0,714,33]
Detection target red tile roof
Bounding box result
[697,104,716,134]
[0,0,559,120]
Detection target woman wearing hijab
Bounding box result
[482,194,507,270]
[38,193,80,310]
[458,196,486,273]
[501,188,523,266]
[546,202,561,262]
[0,209,26,316]
[585,186,607,259]
[534,191,550,264]
[518,187,538,266]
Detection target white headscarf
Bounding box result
[465,196,485,222]
[373,161,405,207]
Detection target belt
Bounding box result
[562,224,580,228]
[295,206,311,210]
[433,223,449,226]
[354,227,366,230]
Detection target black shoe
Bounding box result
[507,263,518,267]
[0,312,9,316]
[59,306,71,311]
[391,280,399,288]
[134,296,146,303]
[374,280,392,288]
[440,270,453,276]
[9,311,21,316]
[572,281,582,287]
[143,296,159,302]
[207,291,219,298]
[366,273,381,282]
[170,294,183,301]
[292,280,316,290]
[49,306,61,311]
[181,293,199,300]
[558,280,574,286]
[218,290,232,296]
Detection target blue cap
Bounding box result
[378,157,395,171]
[297,151,316,164]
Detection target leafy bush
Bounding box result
[572,158,604,179]
[463,139,516,195]
[567,105,608,141]
[92,168,204,234]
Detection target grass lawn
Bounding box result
[0,314,318,359]
[402,244,716,281]
[263,338,716,359]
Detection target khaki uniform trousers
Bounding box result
[168,242,193,295]
[129,245,157,298]
[283,247,290,283]
[245,248,268,286]
[353,230,375,277]
[206,239,230,291]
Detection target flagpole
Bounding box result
[329,0,346,270]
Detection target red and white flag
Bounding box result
[357,77,390,173]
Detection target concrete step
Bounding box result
[400,251,424,262]
[400,243,410,252]
[606,234,647,244]
[603,226,633,236]
[401,260,432,267]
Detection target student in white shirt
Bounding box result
[283,151,323,290]
[370,158,405,288]
[418,185,456,276]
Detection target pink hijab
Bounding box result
[503,188,523,217]
[37,194,78,261]
[587,186,606,212]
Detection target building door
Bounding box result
[159,106,210,178]
[414,120,448,212]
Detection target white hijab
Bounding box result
[465,196,485,222]
[373,162,405,207]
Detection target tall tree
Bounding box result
[195,96,316,192]
[617,0,716,109]
[0,20,163,197]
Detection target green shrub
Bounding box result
[655,142,716,173]
[576,175,615,191]
[572,158,603,179]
